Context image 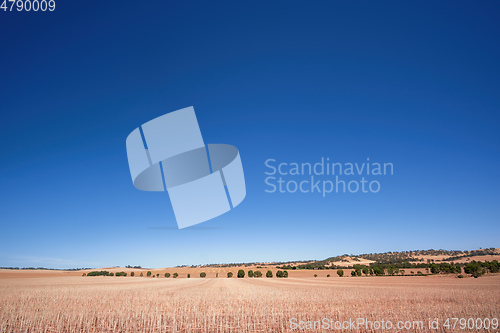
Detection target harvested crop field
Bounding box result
[0,275,499,332]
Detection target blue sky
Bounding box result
[1,1,499,268]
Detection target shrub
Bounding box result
[165,273,170,278]
[237,269,245,278]
[276,270,284,278]
[82,273,86,276]
[327,274,330,277]
[266,270,273,278]
[115,272,127,277]
[283,270,288,278]
[200,272,206,278]
[248,270,254,278]
[140,273,143,277]
[156,274,159,278]
[417,271,424,276]
[173,273,178,278]
[147,271,152,277]
[131,272,135,277]
[351,270,357,277]
[187,274,190,278]
[227,272,233,278]
[457,274,464,278]
[337,269,344,277]
[109,272,114,276]
[253,270,262,278]
[314,274,317,278]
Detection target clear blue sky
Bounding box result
[1,1,499,269]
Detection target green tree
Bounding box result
[165,273,170,278]
[140,272,143,277]
[283,270,288,278]
[227,272,233,278]
[373,266,384,276]
[200,272,206,278]
[351,270,357,277]
[147,271,152,277]
[131,272,135,277]
[248,270,254,278]
[337,269,344,277]
[253,270,262,278]
[237,269,245,278]
[327,274,330,277]
[187,274,190,278]
[487,260,499,273]
[173,272,178,278]
[156,273,159,278]
[314,274,317,278]
[276,270,284,278]
[464,261,485,278]
[266,270,273,278]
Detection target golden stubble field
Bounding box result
[0,274,499,333]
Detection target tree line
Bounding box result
[323,260,499,278]
[83,269,289,278]
[83,261,499,279]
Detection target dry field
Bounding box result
[0,274,499,333]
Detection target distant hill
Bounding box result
[196,247,500,269]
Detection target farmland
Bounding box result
[0,274,499,332]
